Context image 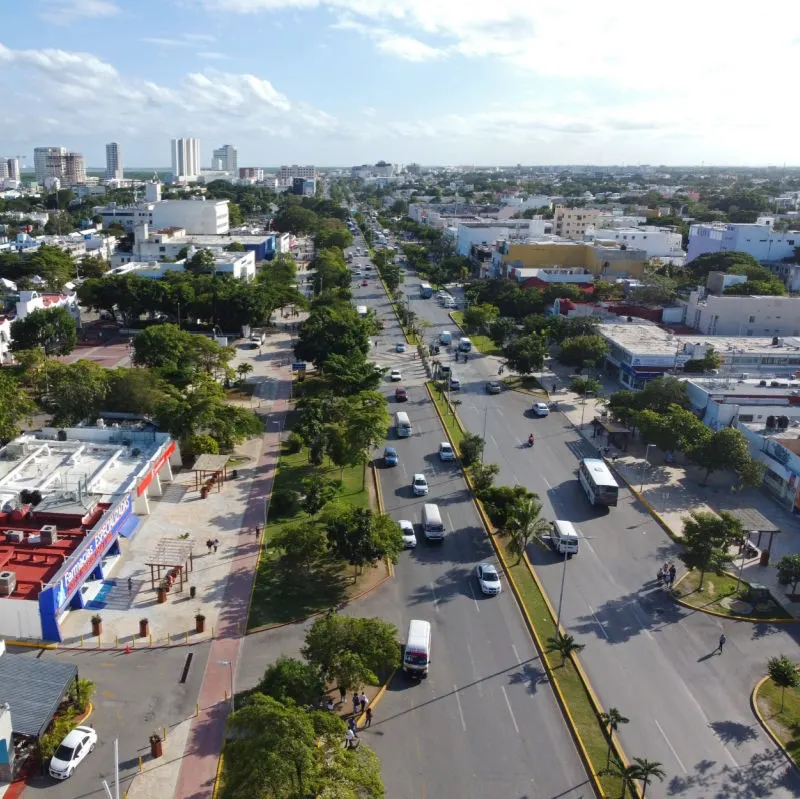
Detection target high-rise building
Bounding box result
[6,158,20,182]
[34,146,67,183]
[212,144,237,173]
[277,165,316,180]
[171,138,200,181]
[239,167,264,181]
[105,142,123,181]
[63,152,86,184]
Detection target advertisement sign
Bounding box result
[137,441,176,496]
[51,493,133,611]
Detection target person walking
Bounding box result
[717,633,726,654]
[365,706,373,727]
[352,693,359,716]
[345,728,357,749]
[339,685,346,705]
[213,538,220,553]
[668,563,677,586]
[360,691,368,714]
[127,576,133,592]
[206,539,212,554]
[348,717,357,733]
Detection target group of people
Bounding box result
[344,691,373,749]
[657,561,677,587]
[205,538,221,553]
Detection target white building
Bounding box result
[105,142,123,181]
[170,138,200,182]
[151,198,229,235]
[501,194,552,211]
[212,144,237,173]
[686,219,800,263]
[455,220,549,257]
[682,290,800,337]
[107,249,256,281]
[587,227,684,259]
[277,165,316,180]
[93,202,154,232]
[33,146,66,183]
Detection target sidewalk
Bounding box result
[540,358,800,615]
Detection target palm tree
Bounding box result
[767,655,800,713]
[600,756,640,799]
[546,632,585,667]
[237,362,253,383]
[599,707,630,767]
[503,494,551,564]
[632,757,666,798]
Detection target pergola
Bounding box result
[722,507,780,559]
[591,416,632,451]
[145,538,195,592]
[191,454,230,492]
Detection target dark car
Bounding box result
[394,386,408,402]
[485,381,503,394]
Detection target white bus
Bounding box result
[578,458,619,507]
[403,619,431,676]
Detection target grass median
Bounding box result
[450,310,502,356]
[756,677,800,767]
[674,571,792,620]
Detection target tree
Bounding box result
[570,376,601,398]
[236,362,253,383]
[546,632,585,666]
[459,432,485,467]
[502,493,551,564]
[273,522,328,573]
[273,204,318,235]
[224,241,245,252]
[632,757,666,799]
[27,244,75,289]
[0,370,35,443]
[182,434,219,458]
[258,656,325,707]
[379,262,402,293]
[10,306,77,355]
[132,324,232,380]
[302,474,339,515]
[462,303,499,333]
[635,405,710,455]
[186,248,216,275]
[315,218,353,251]
[687,427,753,484]
[599,707,630,767]
[502,333,547,375]
[776,554,800,595]
[46,360,110,425]
[330,651,376,697]
[321,352,380,396]
[601,756,642,799]
[725,278,786,296]
[767,655,800,713]
[470,462,499,495]
[557,334,609,372]
[295,306,370,370]
[302,613,400,680]
[77,255,109,278]
[488,318,517,347]
[683,345,724,373]
[323,506,403,576]
[681,510,744,589]
[689,251,761,283]
[311,248,350,294]
[629,275,678,305]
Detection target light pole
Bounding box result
[579,390,595,429]
[481,404,488,463]
[555,531,595,631]
[639,443,655,493]
[218,660,235,712]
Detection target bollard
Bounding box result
[196,702,199,717]
[132,635,135,649]
[163,726,167,742]
[149,633,152,647]
[211,626,215,639]
[185,631,189,643]
[80,635,83,647]
[138,756,143,772]
[115,635,118,648]
[167,632,171,644]
[97,636,101,648]
[224,689,228,702]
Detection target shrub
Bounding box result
[270,488,300,518]
[459,432,485,467]
[183,434,219,458]
[285,432,303,454]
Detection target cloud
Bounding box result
[142,33,218,47]
[376,35,443,62]
[38,0,120,24]
[197,51,230,60]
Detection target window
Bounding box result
[789,240,795,245]
[749,316,755,323]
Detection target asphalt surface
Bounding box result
[349,238,593,799]
[11,642,208,799]
[386,256,800,798]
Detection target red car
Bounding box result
[394,386,408,402]
[361,280,368,286]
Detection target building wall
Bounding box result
[502,242,646,277]
[0,597,42,640]
[171,138,200,180]
[151,200,229,235]
[590,227,683,258]
[277,165,316,180]
[553,206,601,240]
[687,222,800,263]
[684,291,800,336]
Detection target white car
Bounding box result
[412,473,429,496]
[438,442,455,461]
[398,519,417,548]
[532,402,550,417]
[390,369,402,382]
[476,563,502,596]
[49,726,98,780]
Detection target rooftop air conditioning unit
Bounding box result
[40,525,58,544]
[5,530,23,543]
[0,571,16,596]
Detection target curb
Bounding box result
[356,668,396,731]
[751,675,800,773]
[426,381,629,799]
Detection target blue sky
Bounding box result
[2,0,800,168]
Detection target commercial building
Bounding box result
[211,144,237,173]
[105,142,123,181]
[0,158,20,186]
[587,226,684,259]
[507,267,594,291]
[599,321,800,389]
[277,165,316,180]
[686,218,800,263]
[682,289,800,337]
[0,425,180,642]
[553,206,602,240]
[63,153,85,185]
[170,138,200,182]
[292,177,316,197]
[107,248,256,281]
[454,220,550,257]
[94,197,229,235]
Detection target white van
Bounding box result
[403,619,431,676]
[395,411,412,438]
[551,519,579,557]
[356,305,368,317]
[459,337,473,353]
[449,373,461,390]
[422,503,444,541]
[439,330,452,345]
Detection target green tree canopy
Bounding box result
[502,333,547,375]
[10,306,77,355]
[258,656,325,708]
[295,306,371,370]
[462,303,499,333]
[46,360,110,426]
[322,505,403,575]
[681,510,744,587]
[557,334,609,371]
[0,370,35,443]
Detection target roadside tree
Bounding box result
[10,306,77,355]
[546,632,585,666]
[687,427,755,485]
[459,432,485,467]
[767,655,800,713]
[0,370,35,443]
[599,707,629,767]
[557,334,609,372]
[258,656,325,707]
[273,522,328,574]
[462,303,499,334]
[46,361,110,425]
[502,333,546,375]
[632,757,666,799]
[681,510,744,589]
[323,506,403,577]
[776,554,800,595]
[502,492,551,563]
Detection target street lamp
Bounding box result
[579,390,596,429]
[555,531,595,631]
[639,443,656,493]
[218,660,235,712]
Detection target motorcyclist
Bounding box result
[528,434,534,447]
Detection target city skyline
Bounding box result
[2,1,800,167]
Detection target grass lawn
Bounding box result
[427,381,465,448]
[674,570,792,620]
[449,311,502,356]
[503,375,549,397]
[756,678,800,767]
[247,432,378,630]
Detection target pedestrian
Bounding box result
[345,728,357,749]
[348,717,356,733]
[365,706,373,727]
[255,524,261,537]
[127,576,133,592]
[206,539,212,553]
[339,685,346,704]
[213,538,220,553]
[360,691,367,713]
[668,563,677,586]
[717,633,726,654]
[352,693,359,715]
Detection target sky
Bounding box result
[3,0,800,168]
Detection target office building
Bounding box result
[170,138,200,181]
[292,177,316,197]
[277,165,316,180]
[105,142,123,181]
[212,144,237,173]
[33,146,67,183]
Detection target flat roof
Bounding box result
[0,650,78,738]
[600,323,800,356]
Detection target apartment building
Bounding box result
[587,226,684,259]
[171,138,200,181]
[682,290,800,337]
[105,142,123,181]
[454,220,550,257]
[553,205,602,240]
[686,218,800,263]
[212,144,237,173]
[277,165,316,180]
[94,197,229,235]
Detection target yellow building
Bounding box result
[500,240,646,279]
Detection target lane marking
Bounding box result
[430,582,440,612]
[453,684,467,731]
[489,434,498,449]
[587,605,609,639]
[501,686,520,734]
[495,408,504,418]
[467,581,481,613]
[511,644,522,665]
[654,719,687,774]
[511,472,521,486]
[466,642,483,697]
[446,512,454,532]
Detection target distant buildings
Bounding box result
[107,247,256,282]
[277,165,316,180]
[239,167,264,181]
[687,218,800,264]
[212,144,237,173]
[292,177,316,197]
[170,138,200,182]
[553,206,602,240]
[0,157,20,184]
[682,289,800,337]
[93,196,230,235]
[33,147,85,185]
[105,142,123,181]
